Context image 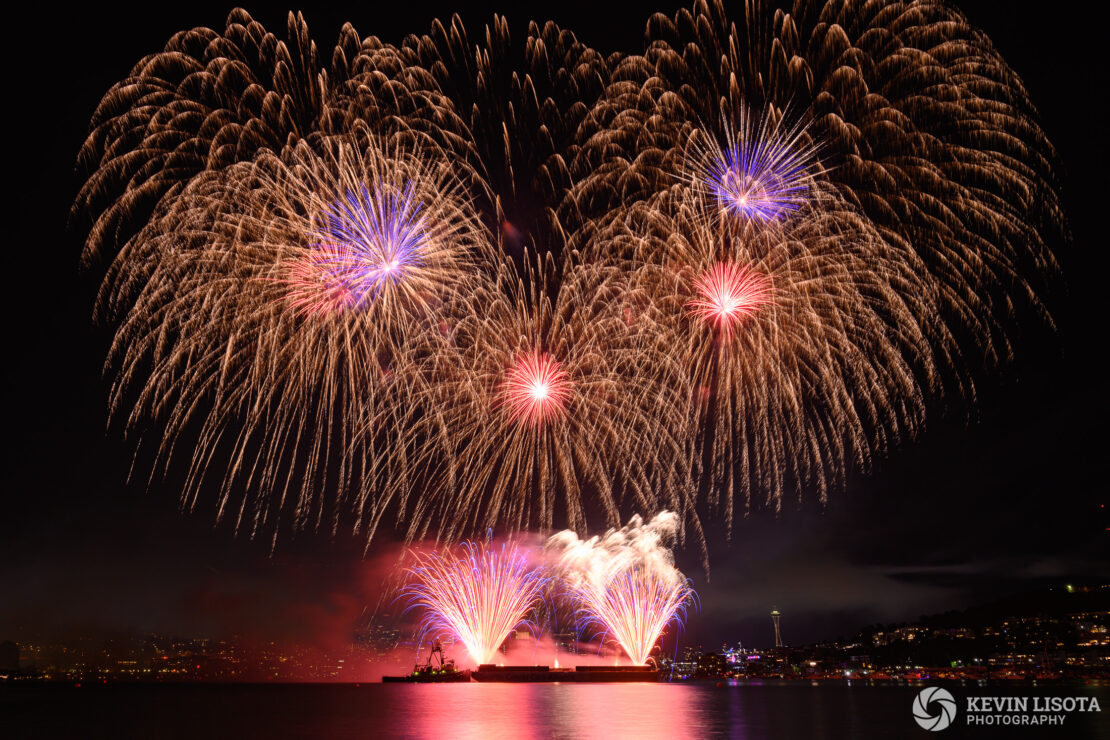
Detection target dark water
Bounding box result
[3,681,1107,739]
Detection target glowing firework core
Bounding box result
[704,138,809,221]
[404,541,545,666]
[688,262,771,337]
[548,512,694,666]
[287,182,428,314]
[504,351,571,425]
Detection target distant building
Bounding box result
[772,608,784,648]
[696,652,728,677]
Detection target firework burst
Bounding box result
[503,351,573,426]
[548,512,695,666]
[97,136,492,544]
[284,182,430,316]
[403,541,546,666]
[585,186,936,525]
[76,1,1064,550]
[404,255,693,543]
[685,111,817,223]
[687,262,772,339]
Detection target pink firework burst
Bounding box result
[687,263,771,338]
[547,512,695,667]
[503,351,571,425]
[282,247,359,316]
[403,541,546,667]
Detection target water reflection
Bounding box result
[548,684,707,739]
[404,683,710,740]
[7,682,1109,739]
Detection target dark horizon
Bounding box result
[2,0,1106,655]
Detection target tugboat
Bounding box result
[383,641,472,683]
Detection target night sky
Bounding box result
[3,1,1106,652]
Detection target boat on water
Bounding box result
[383,643,660,683]
[383,642,472,683]
[382,667,471,683]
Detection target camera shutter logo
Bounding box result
[913,687,958,731]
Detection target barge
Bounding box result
[471,664,659,683]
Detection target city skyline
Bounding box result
[6,581,1106,683]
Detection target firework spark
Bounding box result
[403,541,546,666]
[503,351,572,425]
[686,111,816,223]
[405,257,692,543]
[687,262,772,338]
[284,182,429,316]
[95,136,492,544]
[76,2,1064,551]
[548,512,695,666]
[586,186,936,527]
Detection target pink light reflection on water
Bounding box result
[397,683,709,740]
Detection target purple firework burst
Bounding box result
[287,182,428,315]
[691,110,816,222]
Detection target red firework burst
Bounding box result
[503,351,571,425]
[687,262,771,337]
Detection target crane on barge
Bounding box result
[383,641,471,683]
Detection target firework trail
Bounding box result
[503,350,573,426]
[548,512,695,666]
[75,1,1064,551]
[403,541,546,666]
[587,180,937,526]
[98,135,492,543]
[570,0,1062,370]
[402,254,693,543]
[685,261,773,339]
[683,109,818,223]
[283,180,433,316]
